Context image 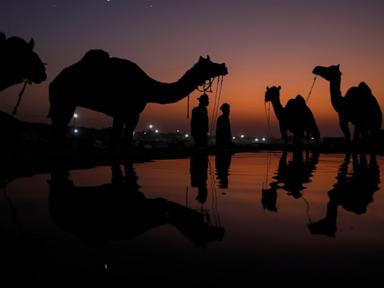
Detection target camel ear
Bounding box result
[28,38,35,50]
[266,86,270,91]
[206,55,210,60]
[336,64,340,68]
[278,85,281,90]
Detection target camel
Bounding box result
[48,50,228,149]
[0,32,47,91]
[312,64,382,150]
[49,160,225,246]
[264,86,320,146]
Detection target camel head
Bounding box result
[190,56,228,86]
[5,36,47,85]
[312,64,341,82]
[265,85,281,102]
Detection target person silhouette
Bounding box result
[215,103,232,148]
[191,94,209,148]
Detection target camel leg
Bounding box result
[123,113,140,148]
[51,105,76,150]
[353,124,368,152]
[293,130,304,150]
[280,126,288,146]
[339,116,351,145]
[109,117,125,151]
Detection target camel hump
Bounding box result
[80,49,110,66]
[358,81,372,95]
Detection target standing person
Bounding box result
[215,103,232,148]
[191,94,209,148]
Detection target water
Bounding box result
[1,152,383,286]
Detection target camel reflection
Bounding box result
[308,153,380,237]
[262,150,319,212]
[48,160,224,246]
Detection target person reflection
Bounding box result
[215,151,232,189]
[308,152,380,237]
[262,150,319,212]
[48,159,224,246]
[190,152,209,204]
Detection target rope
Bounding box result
[208,156,221,227]
[209,76,224,137]
[262,102,273,190]
[187,94,190,118]
[262,150,273,190]
[12,80,28,116]
[305,76,317,103]
[264,101,272,141]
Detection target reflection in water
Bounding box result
[48,159,224,246]
[215,151,232,189]
[262,150,319,212]
[190,152,209,203]
[308,153,380,237]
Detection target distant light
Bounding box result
[311,137,315,140]
[262,137,266,141]
[255,138,259,142]
[232,136,236,140]
[133,131,135,135]
[143,131,147,135]
[155,129,159,133]
[148,124,154,129]
[176,129,180,133]
[185,134,189,138]
[74,128,78,134]
[240,134,245,138]
[73,113,78,118]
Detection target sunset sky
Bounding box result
[1,0,384,138]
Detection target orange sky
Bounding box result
[1,1,384,138]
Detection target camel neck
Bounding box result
[270,98,284,120]
[147,69,200,104]
[329,78,343,111]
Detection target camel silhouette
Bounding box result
[0,32,47,91]
[312,64,382,150]
[48,50,228,149]
[264,86,320,146]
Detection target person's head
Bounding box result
[198,94,209,106]
[220,103,230,115]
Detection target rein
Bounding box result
[209,76,224,137]
[12,80,29,116]
[305,76,317,102]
